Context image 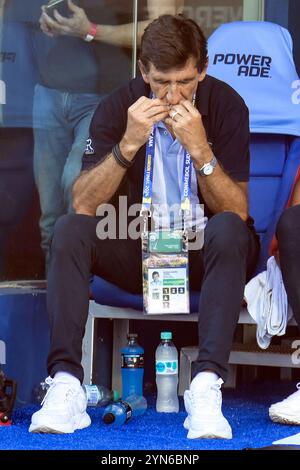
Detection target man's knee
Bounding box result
[277,205,300,241]
[205,211,249,252]
[51,213,89,253]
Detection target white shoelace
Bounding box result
[189,378,223,412]
[41,377,78,407]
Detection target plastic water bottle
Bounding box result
[121,333,144,399]
[83,384,119,407]
[33,382,118,407]
[32,381,49,405]
[155,331,179,413]
[102,394,147,426]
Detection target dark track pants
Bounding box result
[47,211,260,383]
[276,205,300,330]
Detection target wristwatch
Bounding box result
[84,23,97,42]
[195,155,217,176]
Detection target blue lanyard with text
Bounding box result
[141,127,192,214]
[141,98,195,229]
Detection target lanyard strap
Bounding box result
[141,94,195,223]
[141,125,193,219]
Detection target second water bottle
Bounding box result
[155,331,179,413]
[83,384,119,407]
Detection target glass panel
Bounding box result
[182,0,243,37]
[0,0,134,281]
[243,0,265,21]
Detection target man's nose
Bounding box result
[166,84,182,105]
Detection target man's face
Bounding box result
[139,57,207,106]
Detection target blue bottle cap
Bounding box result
[160,331,172,340]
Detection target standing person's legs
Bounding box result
[33,86,102,263]
[33,85,73,258]
[269,205,300,425]
[184,212,260,439]
[30,213,142,433]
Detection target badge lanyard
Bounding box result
[140,96,195,315]
[140,96,195,232]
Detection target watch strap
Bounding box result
[84,23,97,42]
[196,155,217,176]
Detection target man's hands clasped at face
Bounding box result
[122,96,210,164]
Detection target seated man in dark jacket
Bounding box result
[30,14,260,438]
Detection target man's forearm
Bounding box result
[72,154,126,216]
[197,164,248,221]
[73,140,138,216]
[193,149,248,221]
[92,22,147,48]
[90,0,184,47]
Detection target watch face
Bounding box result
[203,165,213,175]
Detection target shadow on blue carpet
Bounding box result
[1,381,299,450]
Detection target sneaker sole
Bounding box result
[183,417,189,430]
[187,428,232,440]
[29,412,91,434]
[184,415,232,439]
[269,411,300,426]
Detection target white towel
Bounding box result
[244,256,293,349]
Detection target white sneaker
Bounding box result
[29,376,91,433]
[269,383,300,425]
[183,378,232,439]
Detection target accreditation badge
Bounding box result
[142,230,190,315]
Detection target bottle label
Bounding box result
[120,400,133,422]
[156,360,178,375]
[122,354,144,368]
[84,385,100,406]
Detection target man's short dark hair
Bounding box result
[152,271,159,278]
[140,14,208,72]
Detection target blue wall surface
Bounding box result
[0,291,49,406]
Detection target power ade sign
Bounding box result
[213,53,272,77]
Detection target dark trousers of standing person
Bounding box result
[276,204,300,329]
[46,211,260,383]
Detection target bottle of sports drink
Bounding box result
[121,333,144,398]
[102,394,147,427]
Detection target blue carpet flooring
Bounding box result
[1,381,299,450]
